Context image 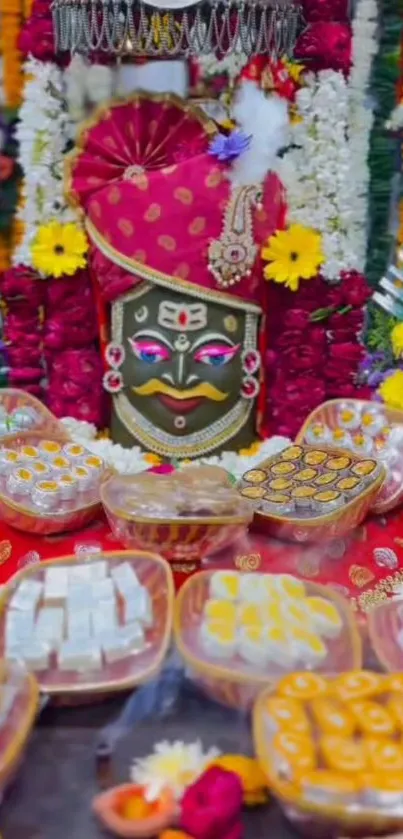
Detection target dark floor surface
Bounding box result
[0,687,300,839]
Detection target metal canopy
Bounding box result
[52,0,299,58]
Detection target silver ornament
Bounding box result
[373,547,399,569]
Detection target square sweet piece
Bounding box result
[101,622,145,663]
[10,579,43,611]
[92,577,115,604]
[69,565,94,584]
[87,561,107,580]
[67,583,94,612]
[111,563,140,594]
[44,566,69,600]
[123,586,153,627]
[34,607,64,648]
[6,608,35,646]
[67,609,91,642]
[58,639,102,671]
[91,602,117,637]
[22,641,50,671]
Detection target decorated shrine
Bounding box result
[0,0,403,837]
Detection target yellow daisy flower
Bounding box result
[31,221,88,278]
[379,370,403,411]
[391,322,403,359]
[261,224,324,292]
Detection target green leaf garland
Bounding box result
[366,0,402,287]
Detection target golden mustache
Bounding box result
[132,379,228,402]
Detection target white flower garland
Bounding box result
[276,0,378,282]
[61,417,290,479]
[197,48,248,83]
[13,58,77,267]
[277,70,359,281]
[348,0,378,270]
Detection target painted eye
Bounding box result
[194,344,240,366]
[129,338,170,363]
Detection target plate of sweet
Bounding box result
[0,388,67,442]
[174,570,361,710]
[101,467,253,567]
[238,443,385,542]
[297,398,403,513]
[254,671,403,836]
[0,551,174,696]
[0,436,109,534]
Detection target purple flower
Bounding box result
[209,130,251,162]
[367,370,386,388]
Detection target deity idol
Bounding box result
[66,86,288,458]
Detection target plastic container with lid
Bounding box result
[174,570,361,711]
[0,433,109,535]
[101,467,253,567]
[253,671,403,836]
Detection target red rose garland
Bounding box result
[264,273,372,438]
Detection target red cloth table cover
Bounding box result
[0,509,403,616]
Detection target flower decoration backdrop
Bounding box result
[0,0,401,460]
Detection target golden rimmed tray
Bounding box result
[0,551,174,697]
[174,570,361,711]
[296,398,403,514]
[253,676,403,836]
[242,444,385,544]
[0,432,106,535]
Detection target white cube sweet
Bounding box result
[87,561,107,580]
[67,583,94,612]
[123,586,153,627]
[69,564,94,584]
[67,608,91,641]
[44,566,69,600]
[101,622,144,663]
[6,608,35,646]
[10,579,43,611]
[58,639,102,671]
[111,563,140,594]
[92,577,115,604]
[91,602,116,637]
[22,641,50,671]
[34,607,64,648]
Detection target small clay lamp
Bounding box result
[92,783,177,838]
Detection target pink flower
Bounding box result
[180,767,243,839]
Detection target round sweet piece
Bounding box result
[267,477,294,492]
[351,460,377,478]
[280,445,303,461]
[325,456,351,472]
[294,468,317,483]
[38,440,62,457]
[270,462,297,476]
[303,450,327,467]
[314,472,336,487]
[240,485,266,499]
[243,469,267,484]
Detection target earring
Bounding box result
[241,348,261,376]
[103,341,125,394]
[241,376,260,399]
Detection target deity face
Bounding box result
[110,283,260,457]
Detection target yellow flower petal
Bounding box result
[30,221,89,278]
[261,224,323,291]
